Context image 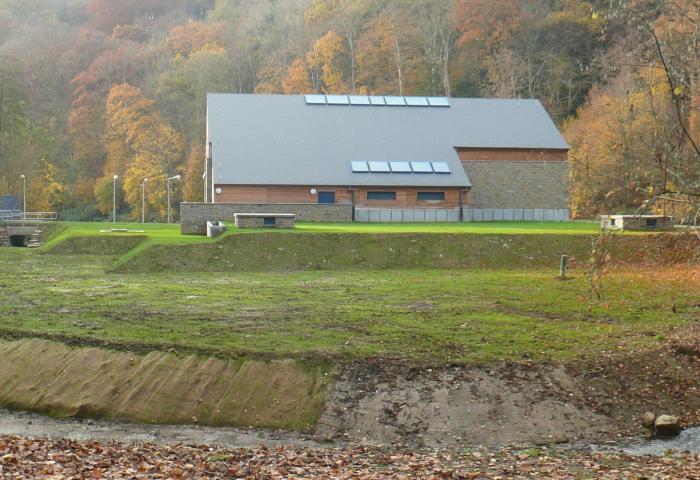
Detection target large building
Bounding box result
[183,93,569,232]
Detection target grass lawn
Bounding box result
[0,247,696,363]
[42,220,601,249]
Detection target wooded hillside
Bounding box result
[0,0,697,220]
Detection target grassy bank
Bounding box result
[1,247,697,363]
[115,232,594,273]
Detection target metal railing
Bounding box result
[0,211,58,222]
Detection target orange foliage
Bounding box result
[168,20,226,57]
[307,30,348,94]
[283,58,313,94]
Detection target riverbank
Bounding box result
[2,330,700,448]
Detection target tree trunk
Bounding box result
[394,35,404,96]
[347,32,356,93]
[442,39,451,97]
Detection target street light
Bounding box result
[112,175,119,223]
[167,175,182,224]
[142,178,148,224]
[20,175,26,220]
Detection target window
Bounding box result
[264,217,276,227]
[367,191,396,201]
[318,191,336,204]
[417,192,445,201]
[646,218,658,228]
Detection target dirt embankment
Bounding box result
[3,333,700,447]
[318,325,700,447]
[44,236,147,256]
[0,339,327,431]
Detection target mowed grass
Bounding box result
[1,247,696,363]
[43,220,600,247]
[41,221,601,266]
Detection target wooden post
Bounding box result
[560,255,568,279]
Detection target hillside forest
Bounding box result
[0,0,699,221]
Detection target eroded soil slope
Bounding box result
[0,339,327,430]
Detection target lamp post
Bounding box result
[167,175,182,224]
[142,178,148,224]
[20,174,26,220]
[112,175,119,223]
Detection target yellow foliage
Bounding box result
[307,31,348,93]
[103,84,184,220]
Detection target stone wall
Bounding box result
[462,161,569,210]
[181,202,353,234]
[234,215,295,229]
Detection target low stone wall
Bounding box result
[235,214,295,229]
[181,202,353,234]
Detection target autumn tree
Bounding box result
[307,31,348,93]
[102,84,184,220]
[305,0,371,93]
[356,12,410,95]
[183,141,204,202]
[283,58,313,94]
[565,70,677,217]
[168,20,225,57]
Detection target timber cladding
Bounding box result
[355,187,463,208]
[462,160,570,210]
[214,185,463,208]
[215,186,353,204]
[456,147,568,162]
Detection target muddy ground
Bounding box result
[3,329,700,451]
[317,327,700,447]
[0,409,320,449]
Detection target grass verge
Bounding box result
[1,247,697,364]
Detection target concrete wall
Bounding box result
[355,208,461,223]
[181,202,352,234]
[354,207,570,223]
[462,161,569,210]
[463,208,570,222]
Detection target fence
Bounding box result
[0,211,58,222]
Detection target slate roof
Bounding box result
[207,94,568,188]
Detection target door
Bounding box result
[318,191,336,204]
